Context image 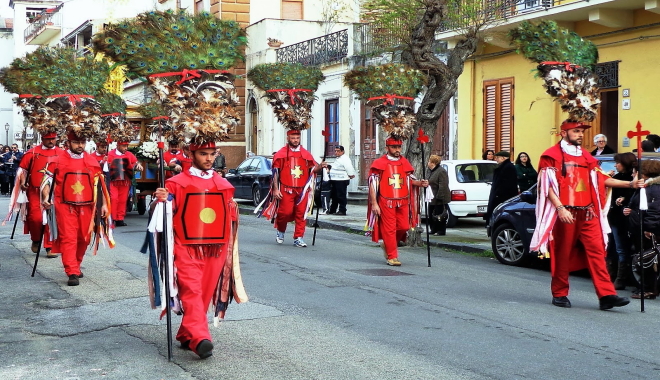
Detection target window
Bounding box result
[237,158,253,173]
[195,0,205,14]
[455,164,496,183]
[483,78,514,155]
[282,0,303,20]
[325,99,339,156]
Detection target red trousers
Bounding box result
[174,244,227,353]
[110,180,130,221]
[275,188,308,238]
[550,209,616,298]
[378,200,409,260]
[54,204,93,276]
[25,187,52,248]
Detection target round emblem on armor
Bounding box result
[199,208,217,224]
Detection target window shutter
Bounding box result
[282,0,303,19]
[499,82,512,152]
[484,83,497,152]
[482,78,514,154]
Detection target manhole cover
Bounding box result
[350,269,413,276]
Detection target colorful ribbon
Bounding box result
[540,61,580,72]
[266,89,313,105]
[101,112,123,117]
[148,69,230,85]
[153,116,170,120]
[367,94,415,106]
[18,94,41,98]
[48,94,94,105]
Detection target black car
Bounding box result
[487,153,660,266]
[225,155,273,206]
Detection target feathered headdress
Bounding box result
[0,46,109,139]
[93,9,247,146]
[344,63,426,140]
[247,62,325,132]
[97,91,131,139]
[509,20,600,122]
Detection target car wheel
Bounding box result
[252,185,262,207]
[492,223,527,266]
[446,209,458,228]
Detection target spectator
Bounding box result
[2,144,23,195]
[213,146,226,176]
[318,165,331,214]
[515,152,537,192]
[608,152,637,290]
[642,140,655,152]
[591,134,615,156]
[0,146,8,195]
[646,134,660,152]
[427,154,451,235]
[482,149,495,161]
[485,151,518,224]
[328,145,356,216]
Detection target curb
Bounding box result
[237,205,490,254]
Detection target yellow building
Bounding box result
[439,0,660,162]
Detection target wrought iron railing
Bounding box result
[353,21,408,57]
[276,29,349,66]
[24,4,63,43]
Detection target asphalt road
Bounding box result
[1,197,660,380]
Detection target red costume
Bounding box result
[163,149,181,179]
[268,145,317,238]
[164,168,245,356]
[48,152,108,276]
[367,155,419,260]
[18,145,63,249]
[532,143,616,299]
[107,148,138,222]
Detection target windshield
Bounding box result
[455,163,496,183]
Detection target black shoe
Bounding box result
[552,296,571,308]
[115,220,127,227]
[67,275,79,286]
[599,295,630,310]
[196,339,213,359]
[327,210,336,215]
[335,211,346,216]
[179,340,191,350]
[78,272,83,279]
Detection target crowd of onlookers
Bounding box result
[0,143,23,195]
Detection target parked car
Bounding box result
[225,155,273,206]
[487,153,660,266]
[441,160,498,227]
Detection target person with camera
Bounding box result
[427,154,451,236]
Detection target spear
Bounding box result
[627,121,650,312]
[154,115,174,360]
[416,129,432,267]
[312,130,330,246]
[31,168,56,277]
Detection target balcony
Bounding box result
[24,4,63,45]
[276,29,349,66]
[353,22,407,57]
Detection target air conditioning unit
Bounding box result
[517,0,551,13]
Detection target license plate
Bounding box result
[477,205,487,213]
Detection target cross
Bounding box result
[71,180,84,195]
[291,165,303,179]
[388,173,403,189]
[627,121,650,159]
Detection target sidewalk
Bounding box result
[238,202,492,254]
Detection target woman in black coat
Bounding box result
[608,152,637,290]
[514,152,537,192]
[427,155,451,235]
[485,151,518,224]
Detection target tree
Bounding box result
[362,0,511,245]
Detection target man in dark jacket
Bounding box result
[485,151,518,224]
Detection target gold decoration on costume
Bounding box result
[291,165,303,179]
[575,178,587,192]
[389,173,403,189]
[199,208,216,224]
[71,180,85,195]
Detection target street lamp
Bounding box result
[4,123,8,146]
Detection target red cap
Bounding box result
[42,132,57,139]
[117,141,130,145]
[287,129,301,136]
[189,141,216,151]
[560,120,592,131]
[385,137,403,146]
[67,131,86,142]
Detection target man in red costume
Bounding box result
[368,137,428,266]
[153,141,246,359]
[41,131,110,286]
[107,141,142,226]
[18,131,63,258]
[269,130,321,247]
[531,120,644,310]
[163,140,182,179]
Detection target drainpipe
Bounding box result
[470,59,477,160]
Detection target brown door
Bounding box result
[432,103,450,160]
[360,104,377,186]
[590,89,618,153]
[249,98,258,154]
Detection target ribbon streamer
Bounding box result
[539,61,580,72]
[148,69,231,85]
[266,89,313,105]
[367,93,415,105]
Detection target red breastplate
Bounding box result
[279,156,310,188]
[174,183,231,245]
[559,154,592,207]
[57,156,96,205]
[110,157,133,181]
[379,162,409,200]
[30,150,59,187]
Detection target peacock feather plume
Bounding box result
[509,20,600,122]
[96,91,133,141]
[0,46,109,139]
[344,64,426,140]
[248,63,325,131]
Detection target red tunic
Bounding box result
[107,149,138,182]
[164,150,181,179]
